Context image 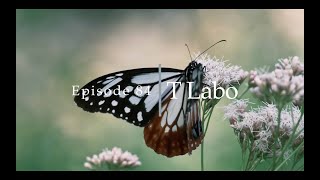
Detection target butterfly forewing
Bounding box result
[74,68,183,127]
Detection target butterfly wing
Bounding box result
[185,100,204,154]
[144,62,204,157]
[185,62,205,153]
[74,68,183,127]
[144,81,190,157]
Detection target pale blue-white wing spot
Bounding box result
[74,68,183,127]
[166,83,185,126]
[144,77,181,112]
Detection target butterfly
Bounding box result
[74,41,225,157]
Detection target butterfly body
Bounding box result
[74,61,204,157]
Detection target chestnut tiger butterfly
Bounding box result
[74,40,225,157]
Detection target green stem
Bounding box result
[204,110,214,135]
[275,141,304,171]
[275,106,304,166]
[241,144,246,171]
[200,99,217,171]
[201,141,204,171]
[200,100,207,171]
[244,151,252,171]
[291,157,299,170]
[249,156,262,171]
[271,104,284,170]
[237,87,249,99]
[296,164,304,171]
[244,142,255,171]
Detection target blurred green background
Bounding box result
[16,9,304,171]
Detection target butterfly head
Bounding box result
[186,61,203,82]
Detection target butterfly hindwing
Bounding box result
[144,82,189,157]
[185,100,204,153]
[74,68,183,127]
[185,62,204,153]
[144,62,204,157]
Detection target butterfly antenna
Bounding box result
[194,40,226,61]
[185,44,193,62]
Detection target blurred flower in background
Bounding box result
[84,147,141,171]
[249,56,304,106]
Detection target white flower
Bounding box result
[242,111,263,132]
[258,103,278,124]
[84,147,141,170]
[224,99,249,121]
[249,56,304,106]
[194,53,248,89]
[253,139,269,153]
[257,130,272,141]
[224,100,304,156]
[275,56,304,75]
[84,162,92,169]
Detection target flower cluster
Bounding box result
[195,53,249,171]
[195,53,248,89]
[84,147,141,170]
[224,100,304,156]
[249,56,304,106]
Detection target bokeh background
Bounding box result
[16,9,304,170]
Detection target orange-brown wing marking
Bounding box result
[144,83,204,157]
[144,94,188,157]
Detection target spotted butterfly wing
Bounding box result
[74,68,182,127]
[74,62,204,157]
[144,62,204,157]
